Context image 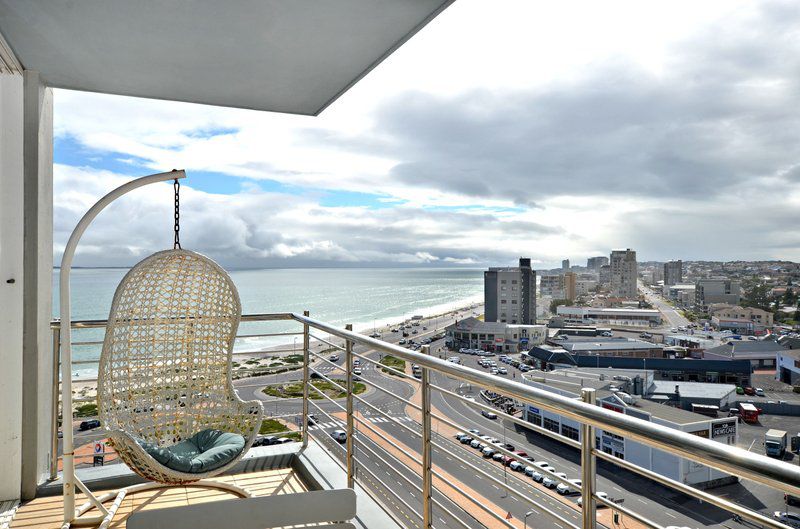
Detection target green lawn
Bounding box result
[262,378,366,400]
[74,403,97,418]
[380,355,406,375]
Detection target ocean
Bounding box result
[55,267,484,378]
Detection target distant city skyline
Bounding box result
[53,1,800,268]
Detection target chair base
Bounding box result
[62,479,252,529]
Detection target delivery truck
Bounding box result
[765,429,787,458]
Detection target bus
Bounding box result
[739,403,761,424]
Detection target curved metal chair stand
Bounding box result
[59,172,263,529]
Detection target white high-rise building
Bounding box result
[610,249,638,298]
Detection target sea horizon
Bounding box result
[55,266,484,379]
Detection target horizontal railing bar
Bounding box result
[352,435,424,493]
[307,381,348,414]
[351,414,423,469]
[428,438,579,529]
[595,493,662,529]
[429,381,581,450]
[356,374,422,412]
[430,467,525,529]
[70,341,103,346]
[356,462,424,523]
[308,333,345,352]
[308,399,345,428]
[427,411,576,490]
[352,392,422,440]
[308,350,347,372]
[291,312,800,496]
[235,331,303,338]
[351,350,418,382]
[429,494,474,529]
[50,313,295,330]
[593,448,789,529]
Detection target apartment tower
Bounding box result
[484,258,537,324]
[610,249,638,298]
[664,260,683,286]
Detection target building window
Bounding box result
[501,280,507,284]
[562,424,579,441]
[529,412,542,426]
[501,286,507,291]
[543,417,560,433]
[512,280,518,284]
[501,300,507,304]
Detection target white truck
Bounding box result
[765,429,788,458]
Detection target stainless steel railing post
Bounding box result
[302,310,310,449]
[581,388,597,529]
[50,324,61,480]
[345,323,355,488]
[421,344,433,529]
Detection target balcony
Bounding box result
[7,311,800,529]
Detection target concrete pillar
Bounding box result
[0,71,24,502]
[21,70,54,500]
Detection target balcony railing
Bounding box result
[50,312,800,529]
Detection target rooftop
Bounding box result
[650,380,737,400]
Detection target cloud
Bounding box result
[52,1,800,267]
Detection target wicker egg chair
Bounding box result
[97,249,263,485]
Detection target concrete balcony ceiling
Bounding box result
[0,0,454,114]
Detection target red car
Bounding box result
[514,451,529,458]
[743,387,756,396]
[502,456,514,466]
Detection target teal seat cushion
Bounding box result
[137,429,246,474]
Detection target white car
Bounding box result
[543,472,568,489]
[755,388,765,397]
[557,479,581,495]
[774,512,800,529]
[577,491,609,507]
[490,368,499,375]
[498,367,508,375]
[533,461,555,473]
[509,461,524,471]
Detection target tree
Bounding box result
[550,299,570,314]
[741,279,771,311]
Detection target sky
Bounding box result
[54,0,800,270]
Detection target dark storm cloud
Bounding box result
[332,1,800,206]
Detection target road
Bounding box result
[639,282,690,330]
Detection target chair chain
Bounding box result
[173,178,181,249]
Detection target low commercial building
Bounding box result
[705,340,788,369]
[523,348,753,385]
[695,279,741,312]
[520,369,737,489]
[776,349,800,385]
[446,317,546,353]
[556,306,661,327]
[547,337,665,358]
[647,380,736,411]
[708,304,773,335]
[666,283,695,308]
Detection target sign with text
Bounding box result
[712,421,737,438]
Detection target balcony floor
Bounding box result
[10,468,305,529]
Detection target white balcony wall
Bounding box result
[0,70,53,502]
[0,71,24,501]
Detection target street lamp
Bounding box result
[524,510,536,529]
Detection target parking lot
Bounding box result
[735,412,800,461]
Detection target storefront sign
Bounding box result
[712,421,737,438]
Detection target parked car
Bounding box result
[492,452,504,462]
[557,479,581,495]
[330,430,347,443]
[79,419,101,431]
[755,388,765,397]
[481,410,498,420]
[467,428,481,435]
[744,387,756,396]
[509,461,525,472]
[469,439,481,449]
[498,367,508,375]
[329,354,339,362]
[500,443,515,451]
[529,470,544,482]
[482,447,497,458]
[459,436,474,444]
[736,386,745,395]
[543,472,568,489]
[577,491,609,507]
